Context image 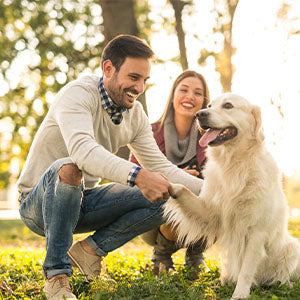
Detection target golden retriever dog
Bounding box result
[164,94,300,299]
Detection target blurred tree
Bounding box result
[272,0,300,117]
[277,1,300,35]
[0,0,105,188]
[198,0,239,92]
[169,0,189,70]
[100,0,139,42]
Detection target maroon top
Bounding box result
[130,121,207,179]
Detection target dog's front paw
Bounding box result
[170,183,186,199]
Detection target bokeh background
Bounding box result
[0,0,299,215]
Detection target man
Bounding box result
[17,34,202,300]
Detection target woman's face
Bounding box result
[173,76,205,119]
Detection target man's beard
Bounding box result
[106,73,139,109]
[106,74,124,108]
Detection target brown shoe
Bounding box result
[44,274,76,300]
[68,240,103,281]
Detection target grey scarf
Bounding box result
[164,108,198,167]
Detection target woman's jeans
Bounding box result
[19,158,167,278]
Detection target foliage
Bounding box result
[0,0,104,188]
[285,176,300,210]
[134,0,154,43]
[198,0,239,93]
[1,219,300,299]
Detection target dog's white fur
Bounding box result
[164,94,300,299]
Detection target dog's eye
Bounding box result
[208,104,212,108]
[223,102,233,109]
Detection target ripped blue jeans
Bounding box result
[19,158,166,278]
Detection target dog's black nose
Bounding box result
[196,110,209,120]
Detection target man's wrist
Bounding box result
[127,166,142,187]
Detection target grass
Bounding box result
[1,219,300,299]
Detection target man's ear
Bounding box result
[102,60,115,79]
[251,105,265,143]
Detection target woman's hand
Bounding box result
[183,165,200,177]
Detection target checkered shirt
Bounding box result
[98,77,126,125]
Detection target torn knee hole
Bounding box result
[58,163,82,186]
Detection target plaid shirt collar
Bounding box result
[98,77,127,125]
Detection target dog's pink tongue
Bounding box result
[199,129,222,147]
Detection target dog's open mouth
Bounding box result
[199,126,238,147]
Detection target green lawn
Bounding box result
[1,219,300,299]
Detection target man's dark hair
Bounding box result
[100,34,155,71]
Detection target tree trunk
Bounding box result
[170,0,189,70]
[99,0,139,42]
[222,0,238,92]
[198,0,239,93]
[216,0,239,93]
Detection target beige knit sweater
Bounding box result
[17,75,202,194]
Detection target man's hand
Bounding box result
[134,168,175,203]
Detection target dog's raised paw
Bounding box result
[170,183,186,199]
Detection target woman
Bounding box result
[130,70,210,275]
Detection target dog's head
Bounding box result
[196,93,264,147]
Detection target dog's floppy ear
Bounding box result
[251,105,264,143]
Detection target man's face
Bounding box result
[103,57,151,109]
